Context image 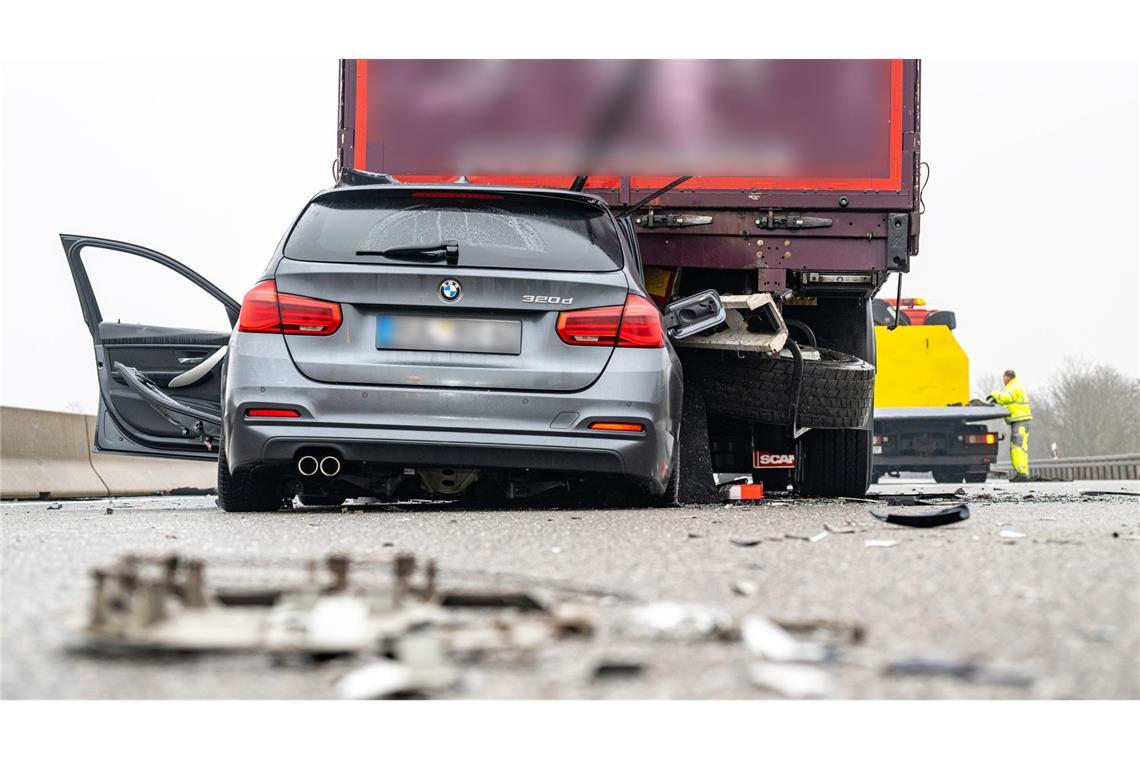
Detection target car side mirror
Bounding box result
[662,289,726,339]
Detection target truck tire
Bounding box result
[795,428,873,497]
[217,446,286,513]
[679,347,874,429]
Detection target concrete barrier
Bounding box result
[0,406,215,499]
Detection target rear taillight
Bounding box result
[964,433,997,445]
[238,280,342,336]
[556,294,665,348]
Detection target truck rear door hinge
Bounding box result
[635,209,714,228]
[753,211,833,230]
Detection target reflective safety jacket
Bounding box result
[991,377,1033,423]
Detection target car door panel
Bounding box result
[60,235,239,460]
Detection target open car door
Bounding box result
[60,235,240,460]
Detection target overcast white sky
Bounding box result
[1,59,1136,413]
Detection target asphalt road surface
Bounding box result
[3,478,1138,699]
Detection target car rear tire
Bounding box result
[648,385,718,506]
[680,347,875,429]
[217,446,286,513]
[795,428,873,497]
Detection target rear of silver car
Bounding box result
[223,186,681,504]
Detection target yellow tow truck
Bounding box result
[872,298,1005,484]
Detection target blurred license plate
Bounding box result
[376,315,521,354]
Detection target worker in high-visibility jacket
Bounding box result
[988,369,1033,482]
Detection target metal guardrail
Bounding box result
[992,453,1140,481]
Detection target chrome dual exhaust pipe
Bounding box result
[297,453,341,477]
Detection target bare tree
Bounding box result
[973,371,1002,401]
[1030,360,1140,458]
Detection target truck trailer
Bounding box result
[871,298,1004,483]
[337,59,923,497]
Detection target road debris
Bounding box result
[74,551,598,695]
[824,523,857,534]
[773,618,866,645]
[731,580,758,597]
[730,538,763,547]
[748,662,835,698]
[592,660,646,680]
[864,539,899,548]
[869,504,970,528]
[884,657,1035,688]
[808,531,829,543]
[336,656,457,699]
[741,615,828,663]
[628,601,734,640]
[999,529,1026,540]
[1079,490,1140,497]
[46,504,63,510]
[104,507,113,515]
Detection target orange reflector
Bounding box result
[986,433,996,445]
[245,408,301,418]
[588,421,644,432]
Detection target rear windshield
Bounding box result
[284,191,623,272]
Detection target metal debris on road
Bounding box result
[75,551,592,687]
[869,504,970,528]
[748,662,835,698]
[884,657,1035,688]
[864,539,899,548]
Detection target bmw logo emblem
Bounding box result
[439,279,462,303]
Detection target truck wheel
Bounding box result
[680,347,875,429]
[795,428,872,497]
[217,446,286,513]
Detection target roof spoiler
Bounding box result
[337,167,401,187]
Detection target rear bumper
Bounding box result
[873,454,993,470]
[222,333,681,492]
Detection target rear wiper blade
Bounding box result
[356,241,459,264]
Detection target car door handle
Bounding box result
[177,356,205,365]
